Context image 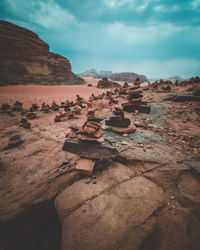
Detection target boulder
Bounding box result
[97,78,121,89]
[62,139,119,160]
[105,118,131,128]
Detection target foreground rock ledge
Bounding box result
[62,138,119,160]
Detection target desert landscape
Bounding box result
[0,3,200,250]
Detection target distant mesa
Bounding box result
[79,69,113,79]
[165,75,184,84]
[110,72,148,83]
[79,69,148,83]
[0,20,85,86]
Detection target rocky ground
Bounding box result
[0,84,199,250]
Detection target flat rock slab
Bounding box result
[75,158,95,175]
[62,139,119,160]
[105,118,130,128]
[123,105,151,114]
[112,123,136,133]
[55,162,134,222]
[61,176,166,250]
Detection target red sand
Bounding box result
[0,83,105,108]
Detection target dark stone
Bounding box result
[62,139,119,160]
[87,116,103,122]
[128,94,143,100]
[123,105,151,114]
[105,118,130,128]
[113,110,124,118]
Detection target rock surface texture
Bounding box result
[0,21,85,85]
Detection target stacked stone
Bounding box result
[122,80,150,114]
[1,103,11,113]
[54,111,74,122]
[118,82,129,95]
[41,102,50,113]
[19,117,31,129]
[77,109,103,140]
[8,134,24,148]
[30,104,39,112]
[26,111,37,120]
[63,108,118,175]
[105,107,136,133]
[51,100,60,111]
[12,101,23,111]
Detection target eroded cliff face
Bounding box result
[0,21,85,85]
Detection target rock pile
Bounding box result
[51,100,59,111]
[19,118,31,129]
[8,134,24,148]
[63,108,118,175]
[1,103,11,113]
[41,102,50,113]
[105,107,136,133]
[26,112,37,120]
[97,77,121,89]
[30,104,39,112]
[122,80,150,114]
[54,111,75,122]
[12,101,23,112]
[73,109,104,141]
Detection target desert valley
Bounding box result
[0,15,200,250]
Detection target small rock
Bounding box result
[121,141,128,145]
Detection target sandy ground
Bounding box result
[0,85,103,109]
[0,81,200,250]
[0,77,125,108]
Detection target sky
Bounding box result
[1,0,200,79]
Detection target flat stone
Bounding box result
[112,123,136,133]
[75,158,95,176]
[127,89,143,95]
[105,118,130,128]
[76,134,104,142]
[55,162,134,222]
[128,94,143,100]
[62,139,119,160]
[122,101,147,107]
[177,172,200,205]
[123,105,151,114]
[60,176,166,250]
[129,97,143,102]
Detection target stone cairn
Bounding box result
[8,134,24,148]
[19,117,31,129]
[30,104,39,112]
[12,101,23,112]
[51,100,60,111]
[105,106,136,134]
[63,108,118,175]
[122,78,150,114]
[41,102,50,113]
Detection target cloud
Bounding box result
[0,0,200,78]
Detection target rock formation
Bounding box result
[111,72,148,83]
[122,79,150,113]
[105,107,136,133]
[97,77,121,89]
[0,20,85,85]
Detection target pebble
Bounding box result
[123,133,128,137]
[121,141,128,145]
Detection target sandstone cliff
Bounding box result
[0,20,85,85]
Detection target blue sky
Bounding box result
[1,0,200,78]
